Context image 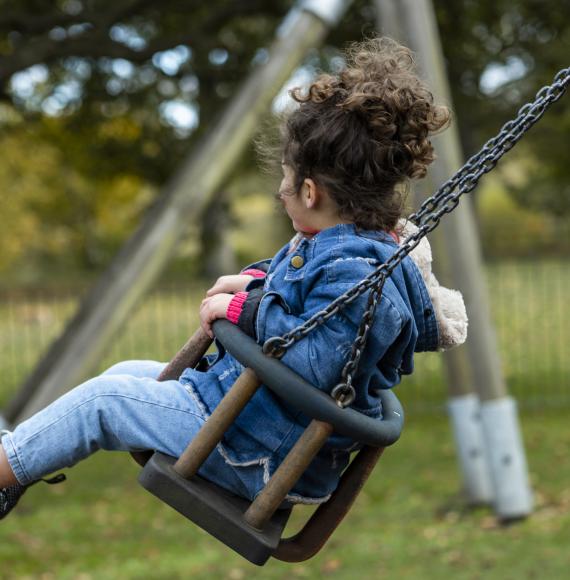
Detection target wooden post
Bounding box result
[174,368,262,479]
[244,420,334,530]
[375,0,533,519]
[200,193,238,279]
[7,0,353,423]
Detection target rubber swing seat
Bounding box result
[139,452,291,565]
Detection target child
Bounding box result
[1,37,467,519]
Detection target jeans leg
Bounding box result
[101,360,167,379]
[1,373,206,486]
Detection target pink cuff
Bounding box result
[241,269,266,279]
[226,291,249,324]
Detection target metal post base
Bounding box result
[480,397,533,520]
[447,394,494,505]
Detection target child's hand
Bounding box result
[200,293,233,338]
[206,274,254,297]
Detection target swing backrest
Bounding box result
[214,320,404,448]
[138,320,403,565]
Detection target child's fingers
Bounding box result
[200,294,231,338]
[199,300,214,338]
[206,275,253,297]
[206,275,232,296]
[200,319,213,339]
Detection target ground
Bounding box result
[0,410,568,579]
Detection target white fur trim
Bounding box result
[397,220,468,350]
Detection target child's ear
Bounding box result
[302,178,319,209]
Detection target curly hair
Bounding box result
[281,37,451,231]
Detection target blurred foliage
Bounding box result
[0,0,568,280]
[476,175,570,259]
[434,0,570,219]
[0,109,155,272]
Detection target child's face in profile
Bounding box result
[278,163,307,234]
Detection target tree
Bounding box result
[0,0,293,273]
[0,0,294,166]
[432,0,570,215]
[0,0,568,278]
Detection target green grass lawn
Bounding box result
[0,261,569,578]
[0,410,568,579]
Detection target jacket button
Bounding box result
[290,255,304,268]
[424,308,433,318]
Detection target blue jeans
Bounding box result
[0,361,250,498]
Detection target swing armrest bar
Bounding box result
[212,320,404,447]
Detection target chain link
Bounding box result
[262,67,570,407]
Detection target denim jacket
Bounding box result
[180,223,438,502]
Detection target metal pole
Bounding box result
[375,0,492,506]
[7,0,353,423]
[375,0,532,518]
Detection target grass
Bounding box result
[0,260,569,577]
[0,410,568,579]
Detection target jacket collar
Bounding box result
[308,223,397,245]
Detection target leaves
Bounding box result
[0,0,569,277]
[0,117,156,273]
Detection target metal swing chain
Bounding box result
[262,67,570,407]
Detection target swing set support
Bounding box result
[376,0,532,518]
[2,0,566,565]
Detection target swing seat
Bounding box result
[139,452,292,565]
[138,321,404,565]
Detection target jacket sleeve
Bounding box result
[223,260,271,336]
[234,287,265,337]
